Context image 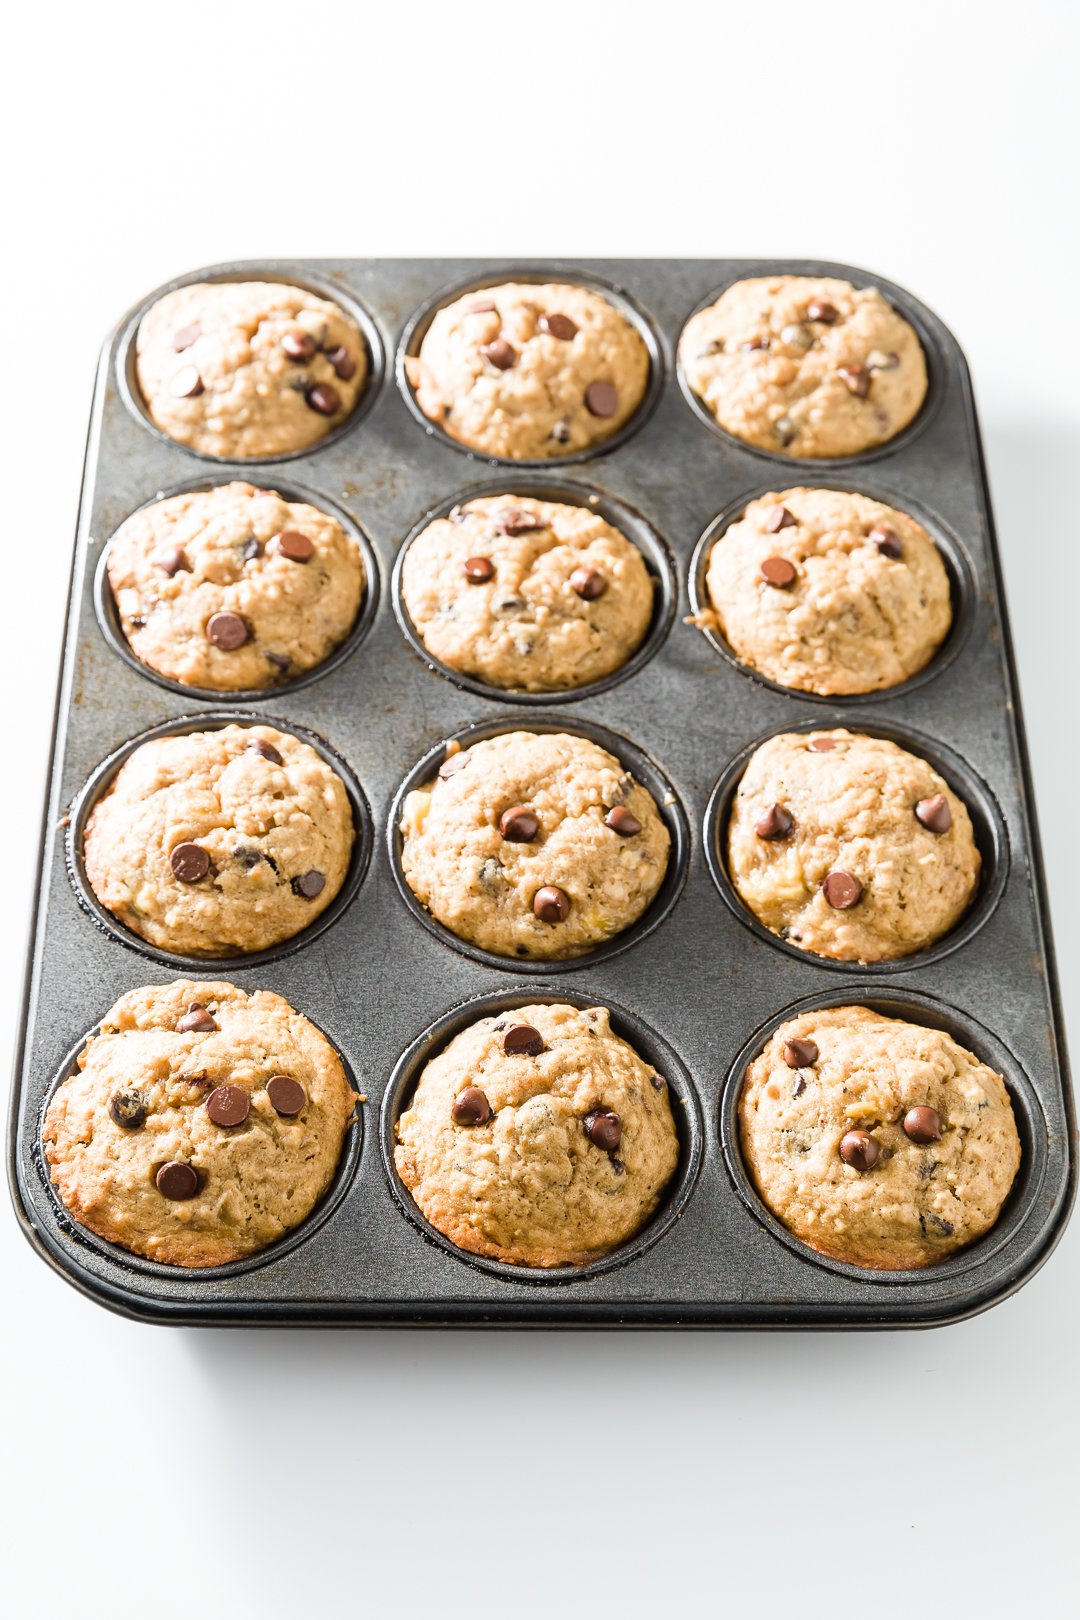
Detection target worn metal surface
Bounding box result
[7,258,1074,1325]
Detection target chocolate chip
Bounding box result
[867,350,900,371]
[781,323,814,350]
[838,364,870,398]
[792,1074,807,1098]
[438,750,469,779]
[170,843,210,883]
[266,651,292,672]
[839,1130,879,1171]
[173,322,201,351]
[585,380,618,418]
[551,419,571,444]
[242,537,261,563]
[502,1023,545,1057]
[741,336,770,351]
[266,1075,306,1117]
[169,366,204,398]
[206,1084,250,1128]
[499,806,540,842]
[451,1085,493,1125]
[764,505,797,533]
[823,870,862,909]
[774,415,797,445]
[869,524,903,559]
[108,1089,147,1130]
[177,1002,217,1033]
[924,1212,955,1237]
[156,1161,199,1199]
[755,803,793,840]
[326,344,356,381]
[291,870,325,899]
[539,312,578,341]
[206,611,249,650]
[569,566,607,600]
[783,1038,819,1069]
[605,806,642,837]
[246,737,283,765]
[282,329,317,362]
[466,298,497,314]
[760,556,797,588]
[807,736,837,753]
[155,548,190,577]
[274,529,315,563]
[806,299,840,325]
[463,555,494,583]
[305,382,341,415]
[584,1109,622,1152]
[481,337,516,370]
[495,508,543,536]
[904,1105,943,1143]
[915,793,952,834]
[533,885,570,923]
[234,847,265,870]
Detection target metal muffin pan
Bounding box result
[8,257,1074,1327]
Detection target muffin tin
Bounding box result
[8,257,1074,1326]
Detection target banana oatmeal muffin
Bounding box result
[44,979,359,1267]
[395,1000,679,1266]
[400,493,655,691]
[739,1004,1021,1269]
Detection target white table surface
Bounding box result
[3,4,1076,1614]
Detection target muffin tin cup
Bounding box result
[380,985,704,1286]
[94,474,382,704]
[719,984,1049,1287]
[115,260,387,465]
[687,477,976,706]
[10,257,1073,1326]
[387,713,690,975]
[31,1024,365,1285]
[702,714,1011,975]
[391,477,677,705]
[675,257,946,471]
[396,264,667,469]
[65,709,373,973]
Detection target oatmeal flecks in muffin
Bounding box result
[401,494,654,690]
[739,1005,1020,1269]
[405,282,649,460]
[399,730,670,958]
[704,487,950,694]
[82,724,354,956]
[136,280,367,458]
[43,979,359,1267]
[107,482,365,691]
[726,729,980,962]
[395,1001,679,1266]
[680,275,926,458]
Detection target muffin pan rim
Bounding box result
[390,475,678,706]
[93,472,382,704]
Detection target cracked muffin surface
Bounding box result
[702,486,951,694]
[739,1005,1021,1269]
[727,729,980,962]
[83,723,354,956]
[401,494,655,690]
[680,275,926,458]
[43,979,359,1267]
[399,730,670,959]
[135,279,367,458]
[107,482,365,691]
[405,281,650,459]
[395,1001,679,1266]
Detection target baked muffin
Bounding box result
[726,729,980,962]
[107,482,365,691]
[739,1005,1021,1269]
[83,724,354,956]
[680,275,927,458]
[395,1001,679,1266]
[702,487,951,694]
[135,280,368,458]
[404,281,650,459]
[43,980,359,1267]
[399,730,670,959]
[400,494,655,691]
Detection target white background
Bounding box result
[2,4,1077,1614]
